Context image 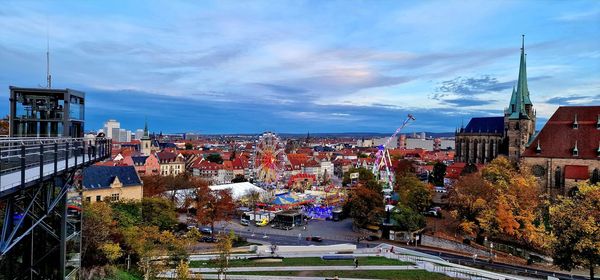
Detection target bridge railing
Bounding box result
[0,137,111,192]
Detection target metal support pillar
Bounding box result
[59,193,67,279]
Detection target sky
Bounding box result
[0,0,599,134]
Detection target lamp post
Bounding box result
[490,242,494,260]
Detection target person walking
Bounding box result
[354,258,358,268]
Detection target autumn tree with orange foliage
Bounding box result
[449,156,546,247]
[194,185,235,238]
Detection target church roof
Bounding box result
[463,117,504,134]
[522,106,600,159]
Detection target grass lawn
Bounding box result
[105,268,142,280]
[223,269,453,280]
[190,256,413,268]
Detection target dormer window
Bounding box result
[573,141,579,157]
[573,114,579,129]
[597,115,600,129]
[535,140,541,154]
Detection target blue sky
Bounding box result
[1,0,599,134]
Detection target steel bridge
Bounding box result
[0,137,111,280]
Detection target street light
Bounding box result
[490,242,494,260]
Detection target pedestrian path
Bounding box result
[160,265,416,279]
[192,265,417,273]
[200,275,376,280]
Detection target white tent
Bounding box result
[209,182,266,200]
[164,182,267,208]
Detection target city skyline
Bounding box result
[1,1,599,133]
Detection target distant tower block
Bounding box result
[398,134,407,149]
[420,132,426,139]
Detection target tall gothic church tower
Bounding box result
[504,36,536,162]
[141,120,152,156]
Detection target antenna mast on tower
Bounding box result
[46,22,51,88]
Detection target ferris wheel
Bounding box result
[251,132,286,186]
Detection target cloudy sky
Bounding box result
[1,1,599,134]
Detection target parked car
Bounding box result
[365,235,380,241]
[306,236,323,242]
[200,227,213,235]
[256,218,269,227]
[434,186,447,193]
[240,219,249,226]
[199,236,218,243]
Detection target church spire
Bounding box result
[142,118,150,140]
[508,35,530,120]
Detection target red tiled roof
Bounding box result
[564,165,590,180]
[156,151,177,162]
[523,106,600,159]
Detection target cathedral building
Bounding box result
[455,37,536,164]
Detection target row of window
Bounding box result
[85,193,120,202]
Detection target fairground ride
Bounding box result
[371,114,416,192]
[251,132,286,187]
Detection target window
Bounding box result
[592,169,599,185]
[573,149,578,157]
[554,167,562,188]
[96,195,101,202]
[111,193,120,202]
[86,196,91,203]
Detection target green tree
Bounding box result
[142,197,178,231]
[395,175,432,212]
[111,200,142,228]
[342,167,375,186]
[429,162,446,186]
[206,153,224,164]
[549,183,600,280]
[391,205,426,231]
[185,143,193,150]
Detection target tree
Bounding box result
[342,167,375,186]
[243,189,262,221]
[391,205,426,231]
[395,174,432,212]
[175,260,191,280]
[345,185,384,229]
[394,159,416,176]
[0,115,8,135]
[206,153,223,164]
[429,162,446,186]
[122,225,187,280]
[448,157,544,246]
[231,174,247,183]
[549,183,600,280]
[111,200,142,228]
[82,202,114,267]
[142,175,167,197]
[185,143,193,150]
[215,231,234,279]
[195,186,235,238]
[460,162,478,176]
[142,197,178,231]
[100,242,123,264]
